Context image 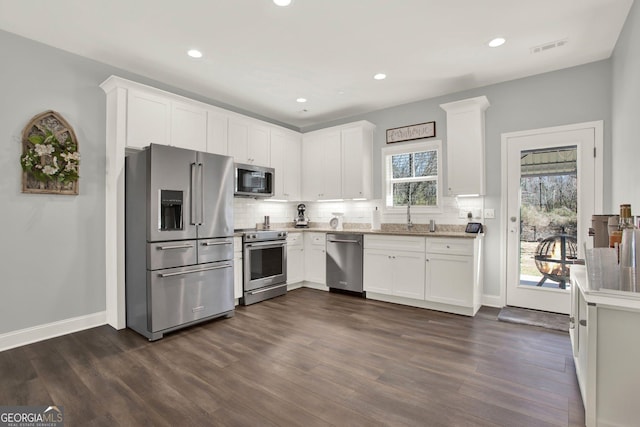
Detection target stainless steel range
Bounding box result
[239,229,288,305]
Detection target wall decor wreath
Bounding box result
[20,110,79,195]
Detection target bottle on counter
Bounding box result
[610,204,636,260]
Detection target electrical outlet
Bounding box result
[484,208,495,219]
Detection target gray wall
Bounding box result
[0,31,108,334]
[612,0,640,210]
[303,61,612,297]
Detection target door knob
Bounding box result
[510,216,518,222]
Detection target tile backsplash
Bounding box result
[233,196,484,229]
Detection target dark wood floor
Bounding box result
[0,288,585,426]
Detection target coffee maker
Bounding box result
[295,203,309,228]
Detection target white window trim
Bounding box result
[381,139,443,214]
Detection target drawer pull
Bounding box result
[157,244,195,250]
[579,319,587,327]
[202,241,232,246]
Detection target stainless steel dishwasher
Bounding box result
[326,233,364,295]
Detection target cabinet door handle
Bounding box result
[426,259,429,262]
[579,319,587,327]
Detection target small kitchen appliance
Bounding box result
[330,212,344,231]
[295,203,309,228]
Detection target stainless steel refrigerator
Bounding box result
[125,144,235,340]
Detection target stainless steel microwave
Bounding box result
[234,163,274,198]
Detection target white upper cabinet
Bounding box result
[302,130,342,200]
[228,118,270,165]
[342,123,374,199]
[440,96,489,196]
[126,89,170,149]
[302,120,374,201]
[170,101,207,152]
[206,110,229,155]
[271,129,302,200]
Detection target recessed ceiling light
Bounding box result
[296,97,307,103]
[187,49,203,58]
[374,73,387,80]
[488,37,506,48]
[273,0,291,6]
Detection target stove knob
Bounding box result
[250,234,256,239]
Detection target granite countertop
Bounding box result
[236,222,482,239]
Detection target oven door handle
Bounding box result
[158,263,232,278]
[244,241,286,249]
[248,283,288,295]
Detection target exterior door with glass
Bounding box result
[504,122,601,314]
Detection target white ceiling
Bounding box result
[0,0,633,129]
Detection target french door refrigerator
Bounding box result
[125,144,235,340]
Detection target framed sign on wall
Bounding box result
[386,121,435,144]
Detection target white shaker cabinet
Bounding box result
[206,110,229,155]
[228,118,270,166]
[286,232,304,285]
[302,131,342,200]
[425,239,475,307]
[304,232,326,285]
[342,123,374,199]
[170,102,207,152]
[126,89,171,149]
[364,235,426,300]
[302,120,375,201]
[271,129,302,201]
[440,96,489,196]
[570,267,640,427]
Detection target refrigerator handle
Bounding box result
[190,162,197,225]
[199,163,204,226]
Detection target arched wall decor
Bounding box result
[20,110,80,195]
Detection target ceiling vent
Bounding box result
[530,38,568,54]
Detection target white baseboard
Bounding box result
[482,294,504,308]
[301,281,329,291]
[0,311,107,352]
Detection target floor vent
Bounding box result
[530,38,568,54]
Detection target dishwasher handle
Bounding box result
[327,239,361,244]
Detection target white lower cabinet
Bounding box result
[233,237,243,301]
[364,234,482,316]
[364,247,425,299]
[426,238,476,308]
[364,235,426,299]
[286,232,304,285]
[304,232,326,285]
[570,266,640,427]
